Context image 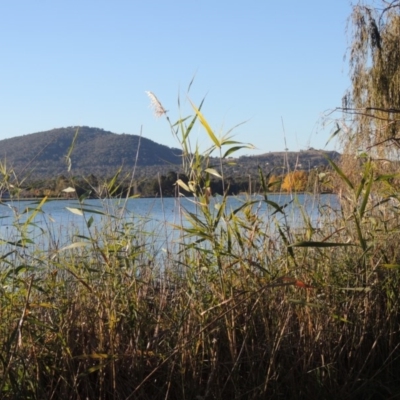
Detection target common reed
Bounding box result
[1,97,400,399]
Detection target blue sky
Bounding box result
[0,1,352,156]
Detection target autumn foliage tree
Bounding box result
[268,174,281,192]
[281,170,308,192]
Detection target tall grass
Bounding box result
[1,97,400,399]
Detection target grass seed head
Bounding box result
[145,91,167,118]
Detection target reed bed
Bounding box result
[1,101,400,399]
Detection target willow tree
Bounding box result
[341,0,400,163]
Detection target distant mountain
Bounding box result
[0,126,183,178]
[0,126,340,180]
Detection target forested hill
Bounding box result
[0,126,340,180]
[229,148,340,175]
[0,126,183,178]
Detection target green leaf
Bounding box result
[0,239,29,248]
[176,179,191,193]
[230,200,259,216]
[325,123,340,147]
[62,187,76,193]
[172,116,191,127]
[204,168,222,179]
[79,208,107,216]
[87,216,94,228]
[190,100,220,148]
[359,165,373,219]
[324,155,354,190]
[106,167,122,196]
[66,207,84,216]
[339,287,371,292]
[380,264,400,269]
[288,241,354,248]
[332,314,352,323]
[58,242,91,252]
[23,196,47,229]
[13,265,35,274]
[265,199,286,215]
[278,226,295,261]
[222,146,248,158]
[0,250,16,260]
[184,98,205,142]
[77,352,111,360]
[65,127,80,171]
[375,173,400,181]
[258,166,269,194]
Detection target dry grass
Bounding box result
[2,100,400,399]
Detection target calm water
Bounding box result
[0,194,339,249]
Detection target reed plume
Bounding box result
[145,91,167,118]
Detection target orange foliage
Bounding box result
[278,276,315,289]
[281,170,308,192]
[268,174,281,192]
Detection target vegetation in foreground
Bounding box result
[2,2,400,398]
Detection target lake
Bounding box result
[0,193,339,251]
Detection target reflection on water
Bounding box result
[0,194,339,251]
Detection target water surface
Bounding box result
[0,194,339,251]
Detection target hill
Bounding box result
[0,126,340,181]
[224,148,340,177]
[0,126,183,179]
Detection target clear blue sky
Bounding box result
[0,1,352,156]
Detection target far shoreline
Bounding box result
[0,191,335,203]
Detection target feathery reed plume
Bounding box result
[145,91,167,118]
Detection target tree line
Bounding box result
[6,167,334,199]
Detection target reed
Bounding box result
[1,98,400,399]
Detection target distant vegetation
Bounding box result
[0,126,339,198]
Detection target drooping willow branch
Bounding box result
[331,107,400,150]
[333,107,400,121]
